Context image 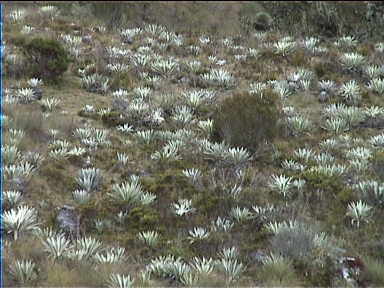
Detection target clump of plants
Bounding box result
[212,89,282,153]
[16,37,70,83]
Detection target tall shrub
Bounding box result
[212,89,281,153]
[17,37,70,84]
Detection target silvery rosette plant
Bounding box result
[346,200,373,228]
[107,273,135,288]
[338,80,361,105]
[301,36,323,54]
[151,140,182,162]
[41,97,61,112]
[230,206,253,223]
[3,190,23,210]
[144,23,166,35]
[183,59,202,74]
[293,147,315,163]
[73,127,110,149]
[81,73,110,94]
[211,216,234,232]
[369,132,384,148]
[120,27,142,43]
[266,220,299,234]
[106,63,130,74]
[94,246,126,264]
[67,236,103,261]
[172,199,195,216]
[286,115,313,136]
[76,167,102,192]
[3,205,40,240]
[321,118,350,134]
[9,9,26,23]
[181,89,215,111]
[367,78,384,96]
[131,53,153,70]
[201,68,236,89]
[27,78,43,88]
[353,180,384,207]
[182,168,204,190]
[249,82,268,97]
[2,145,21,165]
[40,5,59,20]
[281,159,306,172]
[190,256,214,276]
[268,174,294,199]
[109,175,156,206]
[197,119,214,138]
[72,189,91,205]
[137,231,160,247]
[215,247,246,284]
[188,227,210,243]
[9,259,38,285]
[22,151,44,169]
[133,129,157,145]
[364,65,383,79]
[105,46,131,60]
[339,52,366,72]
[151,57,179,77]
[8,128,25,147]
[334,35,358,49]
[309,164,346,177]
[16,88,35,104]
[318,80,337,99]
[273,36,296,56]
[272,80,292,100]
[41,233,72,261]
[4,162,36,189]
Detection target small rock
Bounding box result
[82,35,92,44]
[319,91,329,102]
[249,250,268,264]
[122,36,133,45]
[56,205,80,237]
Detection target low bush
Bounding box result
[16,37,70,84]
[212,89,282,153]
[359,256,384,286]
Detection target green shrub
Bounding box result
[270,224,317,262]
[126,206,162,232]
[212,89,281,153]
[258,257,301,286]
[253,11,273,31]
[372,151,384,179]
[359,257,384,286]
[17,37,70,83]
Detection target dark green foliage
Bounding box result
[212,89,281,153]
[39,159,77,194]
[254,11,273,31]
[306,256,337,287]
[301,169,356,228]
[17,37,70,84]
[109,72,135,91]
[270,224,316,261]
[101,112,127,128]
[126,206,161,232]
[372,151,384,180]
[359,257,384,286]
[302,170,345,195]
